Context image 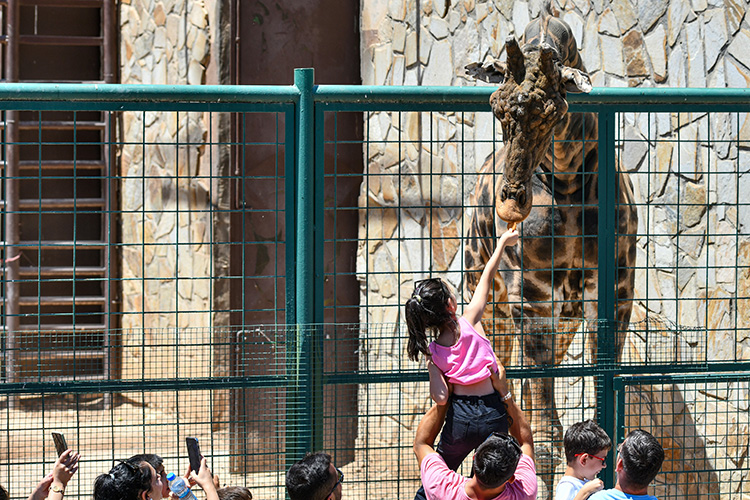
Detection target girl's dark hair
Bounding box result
[405,278,456,361]
[94,460,153,500]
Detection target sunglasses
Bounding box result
[414,278,450,299]
[326,467,344,499]
[490,432,522,454]
[575,452,606,462]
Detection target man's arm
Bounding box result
[505,393,534,462]
[413,404,449,467]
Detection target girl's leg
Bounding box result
[435,397,477,470]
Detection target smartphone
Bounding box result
[186,437,203,472]
[52,432,68,456]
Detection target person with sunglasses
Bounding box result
[405,228,518,500]
[556,420,612,500]
[413,377,537,500]
[285,452,343,500]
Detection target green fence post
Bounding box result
[287,67,318,467]
[597,109,617,488]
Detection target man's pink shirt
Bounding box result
[420,453,538,500]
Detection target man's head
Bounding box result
[617,429,664,490]
[286,452,343,500]
[564,420,612,479]
[472,432,523,490]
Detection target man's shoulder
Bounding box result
[492,455,537,500]
[420,453,470,499]
[589,490,625,500]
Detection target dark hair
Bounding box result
[472,433,522,489]
[0,483,8,500]
[619,429,664,488]
[94,460,154,500]
[285,452,335,500]
[405,278,457,361]
[128,454,163,471]
[563,420,612,463]
[217,486,253,500]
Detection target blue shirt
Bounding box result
[589,489,658,500]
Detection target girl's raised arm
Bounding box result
[463,228,518,326]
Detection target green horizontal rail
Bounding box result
[0,82,300,103]
[614,369,750,389]
[0,83,747,111]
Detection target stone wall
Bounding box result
[360,0,750,495]
[118,0,231,411]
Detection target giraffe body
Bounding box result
[465,9,638,496]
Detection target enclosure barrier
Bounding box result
[0,70,749,499]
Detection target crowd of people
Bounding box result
[1,453,253,500]
[4,228,665,500]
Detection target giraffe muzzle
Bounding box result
[497,182,532,223]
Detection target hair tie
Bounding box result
[412,293,422,303]
[109,473,115,480]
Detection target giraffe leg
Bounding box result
[519,316,580,500]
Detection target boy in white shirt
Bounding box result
[556,420,612,500]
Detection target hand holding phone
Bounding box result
[186,437,203,473]
[52,433,68,456]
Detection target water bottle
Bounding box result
[166,473,198,500]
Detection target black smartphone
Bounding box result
[52,432,68,456]
[186,437,203,472]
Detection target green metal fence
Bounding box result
[1,69,750,499]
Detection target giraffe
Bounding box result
[464,8,638,493]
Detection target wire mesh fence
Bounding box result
[618,374,750,499]
[1,82,750,499]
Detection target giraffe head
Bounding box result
[473,36,592,223]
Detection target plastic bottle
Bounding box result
[166,473,198,500]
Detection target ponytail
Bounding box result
[404,278,455,361]
[405,297,428,361]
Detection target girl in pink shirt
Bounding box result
[405,228,518,499]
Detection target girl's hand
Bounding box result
[499,228,519,248]
[52,449,80,487]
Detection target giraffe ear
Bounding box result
[560,67,592,93]
[465,61,506,84]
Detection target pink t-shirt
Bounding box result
[428,317,498,385]
[420,452,538,500]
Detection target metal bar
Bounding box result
[0,84,745,108]
[597,109,617,488]
[0,375,298,393]
[0,83,301,102]
[315,85,750,105]
[18,35,102,46]
[289,67,316,466]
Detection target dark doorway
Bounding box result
[229,0,362,472]
[2,0,117,388]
